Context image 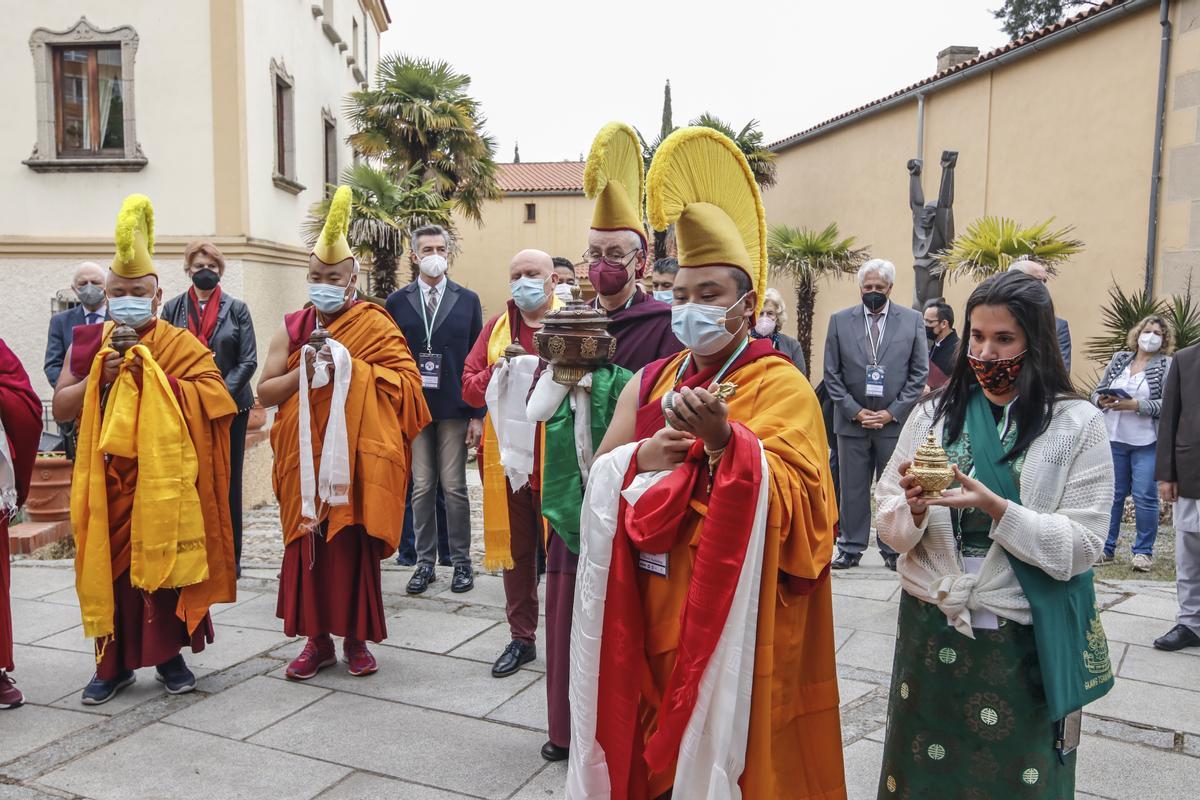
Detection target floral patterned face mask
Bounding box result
[968,350,1027,393]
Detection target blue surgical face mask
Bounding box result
[670,293,748,356]
[108,295,155,329]
[308,282,350,314]
[510,275,549,312]
[653,289,674,304]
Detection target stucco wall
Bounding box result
[450,193,594,319]
[767,3,1180,385]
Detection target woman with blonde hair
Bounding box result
[1092,313,1174,571]
[753,287,806,373]
[162,241,258,576]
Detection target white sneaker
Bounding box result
[1132,554,1153,572]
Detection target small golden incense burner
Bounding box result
[907,433,955,497]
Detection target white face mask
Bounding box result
[1139,331,1163,353]
[418,254,448,279]
[670,294,748,356]
[554,282,576,302]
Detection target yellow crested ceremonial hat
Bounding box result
[647,127,767,312]
[111,194,156,278]
[312,185,354,265]
[584,122,646,245]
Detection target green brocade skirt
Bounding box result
[876,591,1076,799]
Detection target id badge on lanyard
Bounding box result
[418,352,442,389]
[865,314,885,397]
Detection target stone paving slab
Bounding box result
[6,566,77,601]
[1100,609,1197,653]
[49,666,216,718]
[831,594,900,637]
[447,617,548,672]
[1087,676,1200,735]
[1076,734,1200,800]
[10,642,101,706]
[383,607,499,654]
[835,630,897,675]
[37,722,350,800]
[164,675,330,740]
[1108,591,1183,621]
[267,645,540,718]
[9,598,82,645]
[1117,641,1200,691]
[188,624,296,671]
[24,624,93,655]
[316,772,467,800]
[0,704,98,765]
[207,591,281,630]
[510,762,567,799]
[843,736,885,800]
[485,676,548,731]
[249,692,546,800]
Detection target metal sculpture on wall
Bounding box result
[908,150,957,308]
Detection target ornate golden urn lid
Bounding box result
[533,286,616,386]
[907,432,955,497]
[912,433,949,469]
[110,324,139,355]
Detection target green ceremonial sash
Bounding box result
[964,389,1114,721]
[541,364,631,553]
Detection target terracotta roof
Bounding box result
[770,0,1143,151]
[497,162,585,194]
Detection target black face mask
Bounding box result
[862,291,887,312]
[925,325,938,341]
[191,268,220,291]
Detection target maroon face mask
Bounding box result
[587,260,632,296]
[968,350,1027,393]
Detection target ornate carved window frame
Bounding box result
[25,16,146,172]
[271,59,305,194]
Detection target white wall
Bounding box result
[0,2,216,238]
[241,0,369,246]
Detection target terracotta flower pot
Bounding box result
[25,454,73,522]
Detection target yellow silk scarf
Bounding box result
[480,298,561,571]
[72,342,208,644]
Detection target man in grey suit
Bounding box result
[823,259,929,570]
[1009,258,1071,372]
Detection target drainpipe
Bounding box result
[1144,0,1172,296]
[915,93,926,160]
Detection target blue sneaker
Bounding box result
[154,655,196,695]
[81,671,135,705]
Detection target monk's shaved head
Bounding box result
[73,262,105,288]
[509,249,556,283]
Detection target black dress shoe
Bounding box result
[1153,623,1200,651]
[831,551,861,570]
[492,640,536,677]
[395,553,417,567]
[451,564,474,593]
[541,740,569,761]
[882,553,898,571]
[406,564,436,595]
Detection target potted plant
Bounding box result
[24,451,72,522]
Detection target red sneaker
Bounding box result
[343,638,378,677]
[0,671,23,709]
[285,635,336,680]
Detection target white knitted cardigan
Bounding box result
[875,397,1113,637]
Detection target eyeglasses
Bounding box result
[580,248,639,269]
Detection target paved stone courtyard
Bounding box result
[3,549,1198,800]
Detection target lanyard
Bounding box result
[864,310,885,366]
[418,283,444,353]
[673,337,750,390]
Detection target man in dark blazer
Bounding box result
[386,225,485,595]
[1155,344,1200,651]
[44,262,109,458]
[823,259,928,570]
[1009,259,1072,372]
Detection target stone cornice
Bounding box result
[0,236,309,266]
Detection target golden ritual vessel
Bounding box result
[532,286,616,386]
[109,324,139,356]
[907,433,955,497]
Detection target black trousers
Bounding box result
[229,408,249,567]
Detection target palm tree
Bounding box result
[637,113,777,189]
[938,216,1084,282]
[303,163,454,297]
[768,223,869,376]
[346,54,500,224]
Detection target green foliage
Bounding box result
[660,79,673,142]
[939,216,1084,282]
[637,112,777,189]
[767,223,869,376]
[1085,279,1200,368]
[992,1,1097,39]
[346,54,499,224]
[304,163,454,297]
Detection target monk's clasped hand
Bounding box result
[100,351,122,386]
[636,426,695,473]
[663,386,731,451]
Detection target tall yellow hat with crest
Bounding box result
[647,127,767,312]
[111,194,156,278]
[584,122,646,246]
[313,185,354,265]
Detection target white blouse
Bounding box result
[1104,366,1156,447]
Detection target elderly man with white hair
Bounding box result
[44,261,108,390]
[823,258,928,570]
[1008,257,1072,372]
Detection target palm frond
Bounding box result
[938,216,1084,282]
[767,223,869,281]
[1084,284,1162,367]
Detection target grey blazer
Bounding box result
[822,302,929,438]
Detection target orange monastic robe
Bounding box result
[271,302,429,553]
[635,346,845,799]
[72,321,237,659]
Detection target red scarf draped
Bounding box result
[596,340,776,796]
[186,285,222,347]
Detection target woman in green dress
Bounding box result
[873,271,1115,799]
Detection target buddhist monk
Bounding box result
[568,128,846,798]
[54,194,237,705]
[537,122,682,763]
[259,186,429,680]
[1,338,42,709]
[462,248,562,679]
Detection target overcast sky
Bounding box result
[379,1,1015,163]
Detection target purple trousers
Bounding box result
[545,533,578,748]
[504,484,541,644]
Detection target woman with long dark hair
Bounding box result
[873,271,1114,799]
